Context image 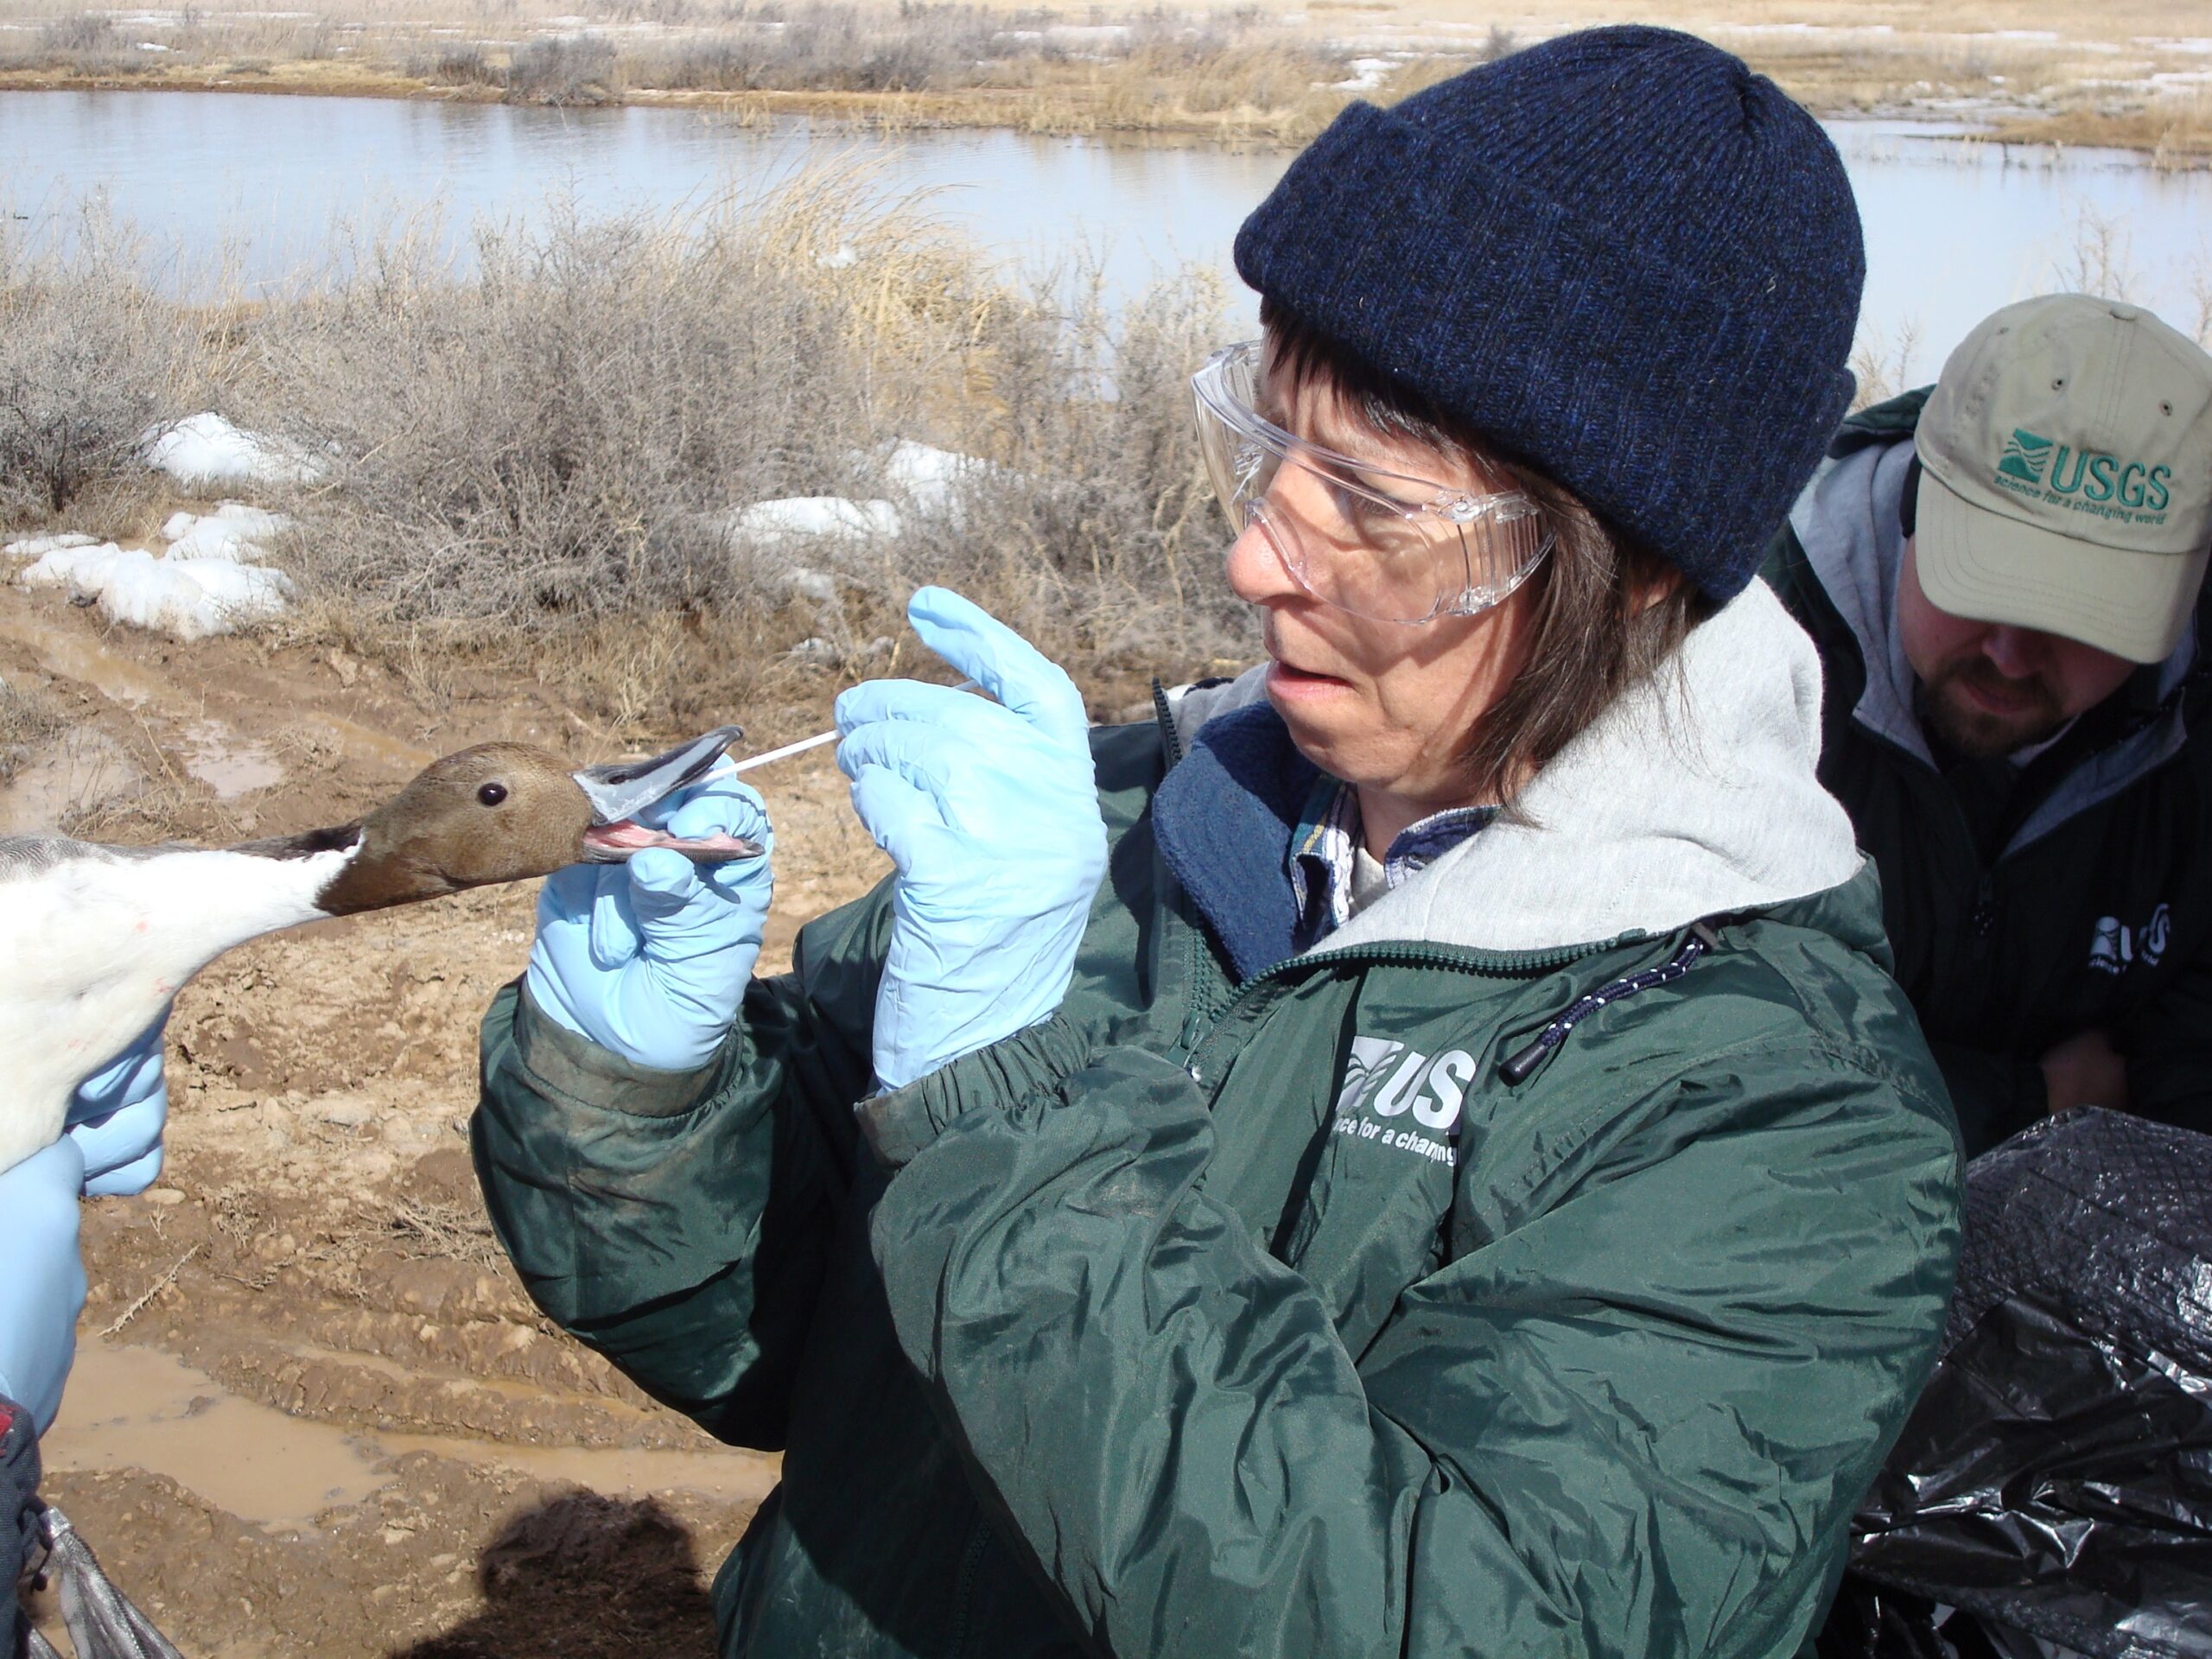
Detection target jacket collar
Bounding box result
[1152,702,1316,982]
[1156,582,1872,964]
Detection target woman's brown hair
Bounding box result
[1260,299,1718,809]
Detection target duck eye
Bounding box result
[477,782,509,807]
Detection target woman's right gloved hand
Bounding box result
[526,779,773,1071]
[0,1138,89,1435]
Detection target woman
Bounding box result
[477,27,1960,1657]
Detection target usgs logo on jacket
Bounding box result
[1332,1035,1473,1167]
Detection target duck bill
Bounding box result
[573,724,761,864]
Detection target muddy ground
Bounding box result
[0,567,906,1657]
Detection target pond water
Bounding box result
[3,89,2209,382]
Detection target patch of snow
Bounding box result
[1328,56,1394,91]
[818,243,858,270]
[1725,21,1895,35]
[2,531,98,559]
[17,537,291,640]
[162,502,293,563]
[723,496,902,549]
[873,439,1013,513]
[138,413,324,491]
[137,41,171,52]
[21,542,125,593]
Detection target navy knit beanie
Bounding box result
[1234,26,1865,601]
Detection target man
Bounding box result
[1768,293,2212,1155]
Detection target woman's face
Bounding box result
[1223,359,1543,814]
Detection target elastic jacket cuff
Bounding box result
[510,980,728,1120]
[859,1015,1094,1166]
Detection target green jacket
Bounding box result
[1765,391,2212,1154]
[474,583,1960,1658]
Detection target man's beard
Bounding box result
[1917,658,2071,760]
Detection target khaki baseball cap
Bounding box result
[1915,293,2212,664]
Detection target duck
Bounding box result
[0,724,756,1177]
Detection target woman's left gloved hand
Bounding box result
[528,779,774,1072]
[836,588,1107,1094]
[62,1014,168,1198]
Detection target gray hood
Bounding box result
[1790,438,2197,855]
[1168,581,1866,955]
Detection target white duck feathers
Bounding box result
[0,832,361,1173]
[0,723,751,1179]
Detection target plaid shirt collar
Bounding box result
[1287,779,1496,947]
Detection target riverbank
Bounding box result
[1,0,2209,158]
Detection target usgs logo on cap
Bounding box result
[1994,428,2173,524]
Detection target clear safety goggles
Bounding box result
[1191,340,1553,625]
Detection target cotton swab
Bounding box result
[724,679,984,778]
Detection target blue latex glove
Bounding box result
[63,1014,168,1198]
[527,778,773,1071]
[836,588,1106,1092]
[0,1138,89,1433]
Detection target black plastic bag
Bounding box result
[1821,1109,2212,1659]
[19,1507,185,1659]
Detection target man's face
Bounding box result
[1897,538,2136,759]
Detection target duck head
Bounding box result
[305,725,757,916]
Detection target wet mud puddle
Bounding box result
[48,1340,780,1529]
[181,718,284,799]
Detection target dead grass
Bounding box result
[132,168,1250,726]
[0,671,62,779]
[1988,94,2212,162]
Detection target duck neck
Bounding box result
[224,821,406,918]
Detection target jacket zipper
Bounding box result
[1497,922,1721,1084]
[1970,872,1997,958]
[944,1518,990,1658]
[1151,677,1185,767]
[1181,929,1698,1090]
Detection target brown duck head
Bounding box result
[302,725,758,916]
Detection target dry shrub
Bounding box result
[226,170,1247,717]
[507,34,624,105]
[412,43,502,86]
[0,210,214,520]
[900,260,1247,666]
[627,3,1020,93]
[244,175,926,630]
[13,12,156,76]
